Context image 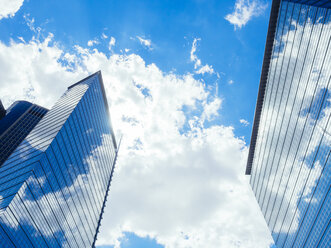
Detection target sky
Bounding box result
[0,0,276,247]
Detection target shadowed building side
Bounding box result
[0,100,5,120]
[0,101,48,167]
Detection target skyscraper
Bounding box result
[246,0,330,247]
[0,71,118,247]
[0,100,48,167]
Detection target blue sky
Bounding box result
[0,0,275,247]
[0,0,270,142]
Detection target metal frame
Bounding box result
[68,71,118,150]
[245,0,281,175]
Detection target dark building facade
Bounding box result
[0,101,48,167]
[0,71,118,247]
[246,0,330,248]
[0,100,6,120]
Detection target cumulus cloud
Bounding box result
[225,0,267,29]
[202,98,222,122]
[0,33,274,248]
[0,0,24,20]
[190,38,215,75]
[137,36,152,49]
[240,119,249,126]
[0,35,85,108]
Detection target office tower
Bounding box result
[0,101,48,167]
[246,0,330,248]
[0,71,118,247]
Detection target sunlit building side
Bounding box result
[246,0,330,247]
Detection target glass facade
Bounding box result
[0,71,118,247]
[246,0,330,247]
[0,101,48,167]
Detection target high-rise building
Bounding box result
[0,100,48,167]
[0,71,118,248]
[246,0,330,247]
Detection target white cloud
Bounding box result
[202,98,222,122]
[190,38,201,69]
[0,34,274,248]
[225,0,267,29]
[136,36,152,49]
[87,39,99,47]
[240,119,249,126]
[0,0,24,20]
[228,79,234,85]
[17,36,25,43]
[23,14,41,34]
[196,64,214,75]
[0,34,85,109]
[102,33,108,39]
[190,38,215,75]
[109,36,116,50]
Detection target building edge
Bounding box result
[245,0,281,175]
[70,71,121,246]
[68,71,118,151]
[91,136,122,248]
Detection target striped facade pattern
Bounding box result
[0,104,48,167]
[0,72,117,247]
[247,0,330,247]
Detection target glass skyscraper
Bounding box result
[246,0,330,248]
[0,100,48,167]
[0,71,118,247]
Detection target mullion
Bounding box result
[73,97,105,211]
[256,1,298,204]
[302,155,331,247]
[49,142,88,247]
[61,123,98,236]
[262,5,322,223]
[281,79,330,246]
[260,2,311,217]
[55,133,95,244]
[66,109,100,224]
[83,84,113,199]
[252,0,290,193]
[251,0,288,190]
[285,87,331,247]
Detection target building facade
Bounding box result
[0,101,48,167]
[0,71,118,247]
[246,0,330,247]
